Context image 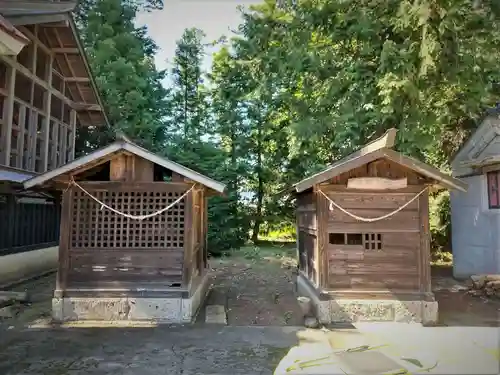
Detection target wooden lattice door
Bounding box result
[67,183,189,286]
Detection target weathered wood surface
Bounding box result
[329,275,420,289]
[329,158,428,186]
[56,182,205,290]
[419,190,431,293]
[183,188,193,287]
[297,192,317,230]
[296,158,430,294]
[328,211,419,232]
[322,191,419,210]
[346,177,408,190]
[68,249,183,284]
[298,230,317,283]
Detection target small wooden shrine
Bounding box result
[291,129,466,325]
[23,138,225,323]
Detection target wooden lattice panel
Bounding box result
[70,186,185,249]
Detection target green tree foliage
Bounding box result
[74,0,500,250]
[169,29,249,253]
[74,0,170,155]
[207,0,500,242]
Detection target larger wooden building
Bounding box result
[23,138,225,323]
[0,1,108,286]
[451,107,500,279]
[292,129,466,325]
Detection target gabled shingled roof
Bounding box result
[23,140,227,193]
[292,128,467,193]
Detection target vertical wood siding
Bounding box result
[0,193,60,256]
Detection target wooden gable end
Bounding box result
[324,158,432,187]
[452,115,500,176]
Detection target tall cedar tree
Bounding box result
[209,0,500,242]
[169,28,248,252]
[74,0,170,155]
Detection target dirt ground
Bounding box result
[1,244,499,330]
[205,244,303,326]
[432,266,500,327]
[0,245,499,374]
[206,244,500,327]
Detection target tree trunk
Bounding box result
[252,124,264,243]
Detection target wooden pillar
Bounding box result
[1,66,16,166]
[203,192,208,268]
[17,105,26,168]
[419,189,432,294]
[59,124,67,166]
[69,109,76,161]
[313,186,328,289]
[183,188,193,287]
[56,187,73,294]
[42,55,53,172]
[315,186,328,289]
[51,120,58,168]
[28,112,37,171]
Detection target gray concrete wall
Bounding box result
[451,175,500,279]
[0,246,58,287]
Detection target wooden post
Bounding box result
[315,185,328,289]
[69,109,76,161]
[419,189,432,294]
[1,66,15,165]
[183,188,193,287]
[51,120,58,168]
[203,191,208,268]
[42,55,53,172]
[18,105,26,168]
[60,125,67,166]
[56,187,73,294]
[28,112,37,171]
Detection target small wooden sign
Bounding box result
[347,177,408,190]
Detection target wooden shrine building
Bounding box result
[291,129,466,325]
[0,1,108,286]
[23,138,226,323]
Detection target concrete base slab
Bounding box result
[0,305,16,318]
[205,305,227,324]
[297,273,438,325]
[52,271,210,324]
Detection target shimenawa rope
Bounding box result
[318,187,428,223]
[69,179,195,221]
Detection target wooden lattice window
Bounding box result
[487,171,500,209]
[329,233,362,245]
[71,188,185,249]
[364,233,382,250]
[329,232,382,250]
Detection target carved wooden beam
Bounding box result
[347,177,408,190]
[360,128,397,155]
[72,103,102,112]
[64,77,90,83]
[52,47,79,54]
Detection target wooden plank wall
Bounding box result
[321,159,431,293]
[0,192,60,256]
[296,190,318,285]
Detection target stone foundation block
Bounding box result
[296,273,438,325]
[53,272,211,324]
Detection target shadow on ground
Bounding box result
[0,325,301,375]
